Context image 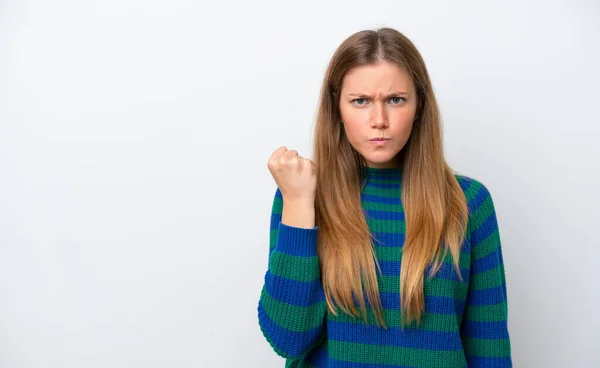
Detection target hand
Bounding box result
[267,146,317,203]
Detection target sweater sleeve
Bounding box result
[461,180,512,367]
[257,187,327,360]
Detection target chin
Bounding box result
[362,157,398,168]
[360,150,402,167]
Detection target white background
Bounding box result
[1,0,599,367]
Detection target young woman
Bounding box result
[257,27,512,368]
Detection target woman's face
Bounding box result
[338,61,418,168]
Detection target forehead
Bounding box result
[340,61,413,92]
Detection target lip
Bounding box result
[369,138,390,146]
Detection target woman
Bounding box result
[257,27,512,368]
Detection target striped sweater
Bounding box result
[257,166,512,367]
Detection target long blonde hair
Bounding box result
[312,28,469,328]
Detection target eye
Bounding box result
[352,98,368,106]
[390,97,405,104]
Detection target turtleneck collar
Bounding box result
[360,165,403,185]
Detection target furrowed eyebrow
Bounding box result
[347,92,408,98]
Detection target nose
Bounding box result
[371,101,388,128]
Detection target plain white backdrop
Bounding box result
[1,0,599,367]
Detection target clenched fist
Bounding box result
[267,146,317,203]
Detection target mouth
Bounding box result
[369,137,391,141]
[369,137,391,146]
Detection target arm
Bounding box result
[461,180,512,367]
[257,188,327,360]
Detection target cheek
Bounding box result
[340,108,362,136]
[391,107,416,122]
[390,110,416,131]
[342,119,365,140]
[391,122,414,143]
[339,104,353,123]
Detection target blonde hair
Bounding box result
[312,28,469,328]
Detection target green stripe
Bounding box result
[269,228,278,251]
[438,248,471,270]
[362,185,401,198]
[372,245,403,260]
[260,288,326,332]
[424,277,469,299]
[269,251,320,282]
[290,362,316,368]
[463,302,508,322]
[373,246,471,270]
[462,177,480,203]
[470,194,493,231]
[367,219,405,233]
[376,275,468,300]
[331,303,466,331]
[363,201,403,212]
[463,337,511,357]
[470,266,504,290]
[273,196,283,213]
[328,340,466,367]
[471,228,500,260]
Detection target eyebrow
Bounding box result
[347,92,409,98]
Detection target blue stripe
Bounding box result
[379,260,469,283]
[364,181,402,189]
[270,212,282,231]
[472,247,501,274]
[471,210,498,246]
[461,320,510,339]
[371,232,406,246]
[466,355,512,367]
[361,169,403,179]
[371,232,471,259]
[265,274,468,313]
[309,347,416,367]
[469,183,490,213]
[466,284,507,306]
[461,236,472,254]
[361,193,402,205]
[264,271,325,307]
[365,209,405,220]
[327,321,463,350]
[307,345,466,368]
[273,223,318,257]
[378,292,466,315]
[428,261,470,283]
[257,301,322,359]
[457,175,474,192]
[345,292,465,315]
[322,361,421,368]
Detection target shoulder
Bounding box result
[453,173,495,216]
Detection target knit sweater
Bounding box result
[257,166,512,367]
